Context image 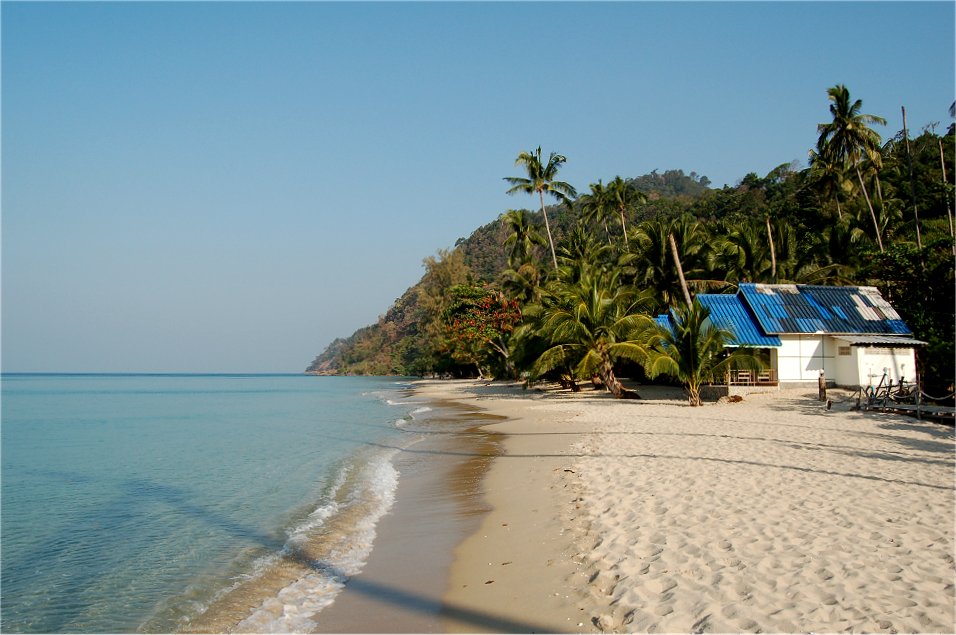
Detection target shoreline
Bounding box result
[310,395,505,633]
[309,379,599,633]
[292,378,955,633]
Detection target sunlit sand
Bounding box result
[418,380,955,634]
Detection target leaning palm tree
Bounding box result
[645,300,760,406]
[632,216,724,312]
[529,270,654,398]
[817,84,887,251]
[504,147,578,270]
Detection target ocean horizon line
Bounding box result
[0,371,315,378]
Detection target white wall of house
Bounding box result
[834,341,858,386]
[776,336,917,387]
[833,340,916,388]
[776,334,836,384]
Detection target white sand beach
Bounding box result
[416,380,955,634]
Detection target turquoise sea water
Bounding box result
[1,374,427,633]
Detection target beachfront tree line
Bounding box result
[308,85,955,402]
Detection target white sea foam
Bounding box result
[233,450,400,633]
[410,406,432,415]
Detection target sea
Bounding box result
[0,373,442,633]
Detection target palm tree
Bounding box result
[529,270,654,398]
[555,224,614,285]
[501,209,545,268]
[632,216,725,312]
[817,84,887,251]
[645,300,760,406]
[504,147,578,270]
[808,143,851,220]
[717,219,773,283]
[607,176,646,250]
[501,262,543,305]
[580,180,614,245]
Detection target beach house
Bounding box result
[677,283,924,390]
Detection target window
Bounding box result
[838,346,851,356]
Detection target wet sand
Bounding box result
[310,399,503,633]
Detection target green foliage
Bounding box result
[630,169,711,199]
[526,269,654,398]
[645,300,761,406]
[859,239,955,394]
[442,285,521,378]
[309,99,954,393]
[504,146,578,269]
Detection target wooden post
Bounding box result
[818,370,827,402]
[916,372,922,420]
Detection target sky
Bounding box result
[2,1,954,373]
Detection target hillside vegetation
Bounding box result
[307,86,954,395]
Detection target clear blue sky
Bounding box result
[2,2,953,373]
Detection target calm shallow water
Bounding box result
[1,374,427,633]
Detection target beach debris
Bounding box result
[728,395,743,403]
[593,614,614,631]
[501,561,512,565]
[484,580,494,584]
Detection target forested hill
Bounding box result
[306,169,712,374]
[306,121,954,392]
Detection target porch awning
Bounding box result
[835,335,927,347]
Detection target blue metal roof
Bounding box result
[737,283,913,336]
[654,314,673,336]
[696,294,782,347]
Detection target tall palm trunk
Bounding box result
[669,233,693,309]
[619,207,629,250]
[766,216,777,282]
[940,139,956,257]
[902,106,923,250]
[539,189,559,270]
[856,166,885,253]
